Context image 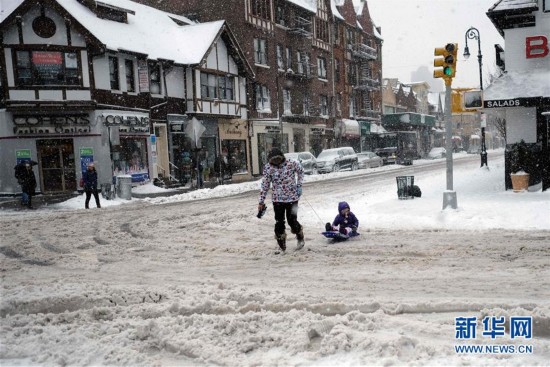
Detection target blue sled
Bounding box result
[321,231,360,241]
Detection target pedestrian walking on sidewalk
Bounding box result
[82,162,101,209]
[14,161,37,209]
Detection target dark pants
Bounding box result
[85,188,101,208]
[21,191,32,208]
[273,201,301,237]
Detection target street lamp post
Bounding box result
[463,26,488,167]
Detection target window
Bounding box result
[303,92,311,116]
[125,59,135,92]
[109,56,119,90]
[304,53,311,75]
[334,59,340,82]
[255,84,271,112]
[223,140,248,173]
[317,57,327,79]
[276,45,284,70]
[320,95,328,116]
[336,94,342,116]
[254,38,267,65]
[14,50,80,86]
[276,5,286,26]
[333,23,340,45]
[219,75,234,100]
[296,51,303,74]
[200,72,235,100]
[149,63,162,94]
[346,28,355,49]
[349,95,356,117]
[251,0,271,19]
[316,19,329,43]
[283,89,291,115]
[286,47,292,70]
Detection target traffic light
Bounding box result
[434,43,458,80]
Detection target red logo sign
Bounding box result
[526,36,549,59]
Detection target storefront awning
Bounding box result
[381,113,436,127]
[483,70,550,108]
[339,119,360,138]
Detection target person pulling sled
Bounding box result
[258,147,305,253]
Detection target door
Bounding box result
[37,139,76,193]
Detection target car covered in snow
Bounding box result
[427,147,446,159]
[284,152,317,174]
[357,152,383,169]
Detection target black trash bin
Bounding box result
[396,176,414,200]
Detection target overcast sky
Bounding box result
[360,0,504,92]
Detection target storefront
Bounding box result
[0,110,108,194]
[96,110,152,183]
[218,119,251,182]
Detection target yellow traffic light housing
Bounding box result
[434,43,458,81]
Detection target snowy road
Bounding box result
[1,152,549,366]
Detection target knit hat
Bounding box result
[268,147,285,166]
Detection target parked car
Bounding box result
[375,147,413,165]
[316,147,358,173]
[357,152,383,169]
[284,152,317,174]
[375,147,398,165]
[427,147,446,159]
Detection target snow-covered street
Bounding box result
[1,151,549,366]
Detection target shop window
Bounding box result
[125,59,135,92]
[14,50,81,86]
[222,140,247,174]
[109,56,119,90]
[112,137,148,176]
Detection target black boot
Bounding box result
[325,222,332,231]
[276,233,286,252]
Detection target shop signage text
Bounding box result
[526,35,549,59]
[484,97,539,108]
[102,114,149,126]
[13,115,90,135]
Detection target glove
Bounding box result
[297,186,302,197]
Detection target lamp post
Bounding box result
[464,26,488,167]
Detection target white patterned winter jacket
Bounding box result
[259,159,304,204]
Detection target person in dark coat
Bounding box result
[14,161,37,209]
[214,148,232,184]
[82,162,101,209]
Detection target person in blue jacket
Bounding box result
[325,201,359,235]
[83,162,101,209]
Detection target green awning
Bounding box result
[382,113,436,127]
[359,121,371,135]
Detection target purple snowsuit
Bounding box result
[331,201,359,234]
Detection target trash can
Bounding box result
[116,175,132,200]
[396,176,414,200]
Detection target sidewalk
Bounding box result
[0,179,226,211]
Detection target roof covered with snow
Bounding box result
[483,70,550,101]
[330,0,344,20]
[2,0,225,65]
[488,0,538,13]
[287,0,317,13]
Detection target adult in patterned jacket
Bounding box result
[258,147,305,253]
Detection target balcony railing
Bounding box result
[352,43,378,60]
[354,77,381,91]
[287,15,312,38]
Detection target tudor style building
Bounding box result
[0,0,253,195]
[135,0,383,175]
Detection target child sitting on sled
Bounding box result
[325,201,359,235]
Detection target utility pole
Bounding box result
[434,43,459,209]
